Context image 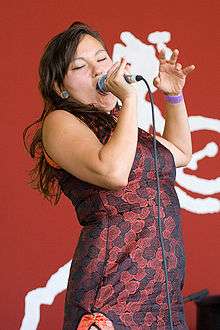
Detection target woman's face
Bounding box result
[62,34,117,112]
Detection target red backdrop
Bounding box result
[1,0,219,329]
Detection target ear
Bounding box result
[53,81,62,96]
[53,81,70,99]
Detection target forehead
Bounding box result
[73,34,105,59]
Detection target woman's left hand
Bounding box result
[153,49,195,95]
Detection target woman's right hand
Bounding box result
[105,57,137,103]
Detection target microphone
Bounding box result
[96,73,143,95]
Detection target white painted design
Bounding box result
[20,261,71,330]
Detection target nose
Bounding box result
[91,62,105,78]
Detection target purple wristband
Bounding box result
[164,93,183,104]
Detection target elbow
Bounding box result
[111,176,128,191]
[180,152,192,167]
[105,171,128,191]
[184,151,192,165]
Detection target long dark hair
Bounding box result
[23,21,117,206]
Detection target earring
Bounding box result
[60,90,70,99]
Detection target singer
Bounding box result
[23,22,195,329]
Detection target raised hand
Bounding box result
[153,49,195,95]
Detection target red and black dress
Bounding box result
[44,107,188,329]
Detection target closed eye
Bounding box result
[97,57,107,62]
[72,57,107,70]
[73,66,85,70]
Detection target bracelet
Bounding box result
[164,93,184,104]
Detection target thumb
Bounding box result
[153,76,160,88]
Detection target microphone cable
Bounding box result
[136,75,174,330]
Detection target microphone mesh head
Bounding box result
[96,74,108,95]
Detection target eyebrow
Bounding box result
[72,49,107,62]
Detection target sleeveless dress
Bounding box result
[44,107,188,330]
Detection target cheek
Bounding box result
[104,59,113,72]
[73,75,89,91]
[64,73,94,101]
[65,71,88,89]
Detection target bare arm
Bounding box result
[156,96,192,167]
[99,95,138,185]
[98,57,138,183]
[152,48,195,167]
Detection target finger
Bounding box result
[169,49,179,65]
[115,57,128,77]
[125,63,132,69]
[158,49,166,64]
[124,63,132,75]
[106,60,121,78]
[182,65,196,75]
[153,76,161,87]
[176,62,182,70]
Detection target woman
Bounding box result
[23,22,195,329]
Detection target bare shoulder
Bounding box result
[43,109,89,135]
[42,109,102,147]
